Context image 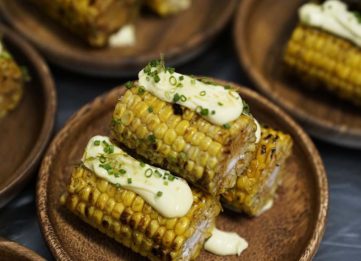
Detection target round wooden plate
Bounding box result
[0,238,45,261]
[0,25,56,208]
[37,81,328,261]
[0,0,237,77]
[234,0,361,148]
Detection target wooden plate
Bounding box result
[0,238,45,261]
[234,0,361,148]
[0,0,237,77]
[0,25,56,207]
[37,81,328,261]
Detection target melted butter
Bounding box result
[300,0,361,47]
[82,136,193,218]
[138,66,244,126]
[204,228,248,256]
[109,24,135,47]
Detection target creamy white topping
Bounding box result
[82,136,193,218]
[254,118,261,143]
[204,228,248,256]
[109,24,135,47]
[138,65,244,126]
[257,200,274,216]
[299,0,361,47]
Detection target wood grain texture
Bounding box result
[0,238,45,261]
[234,0,361,148]
[0,0,237,77]
[0,25,56,208]
[37,81,328,261]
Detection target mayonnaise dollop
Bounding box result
[299,0,361,47]
[204,228,248,256]
[109,24,135,47]
[138,64,244,126]
[82,136,193,218]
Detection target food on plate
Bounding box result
[0,41,26,118]
[29,0,141,47]
[61,136,222,260]
[221,127,293,216]
[111,60,258,196]
[284,0,361,106]
[145,0,192,16]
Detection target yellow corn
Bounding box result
[222,127,293,216]
[284,24,361,106]
[0,43,24,118]
[61,166,221,261]
[111,86,257,196]
[29,0,141,47]
[145,0,192,16]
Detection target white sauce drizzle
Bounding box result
[257,200,274,216]
[204,228,248,256]
[82,136,193,218]
[109,24,135,47]
[138,67,244,126]
[254,118,261,143]
[299,0,361,47]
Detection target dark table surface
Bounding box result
[1,28,361,261]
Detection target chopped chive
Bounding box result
[191,78,196,85]
[99,163,112,172]
[125,81,133,89]
[218,102,223,106]
[119,169,127,175]
[156,191,163,197]
[150,59,160,67]
[167,67,175,74]
[179,75,184,81]
[148,134,156,143]
[154,74,160,83]
[114,173,120,178]
[147,106,153,113]
[224,85,231,90]
[138,87,145,95]
[111,118,122,126]
[354,11,361,23]
[93,140,100,146]
[211,110,216,115]
[173,93,181,102]
[200,91,206,96]
[140,162,145,168]
[163,181,169,186]
[99,155,106,163]
[168,174,175,181]
[154,170,162,178]
[176,82,183,88]
[223,123,231,129]
[180,95,187,102]
[115,183,121,188]
[169,76,177,86]
[145,168,153,178]
[200,108,209,116]
[127,178,132,184]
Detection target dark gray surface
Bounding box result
[1,29,361,260]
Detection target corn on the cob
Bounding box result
[145,0,191,16]
[284,24,361,106]
[111,86,257,196]
[61,166,221,261]
[0,42,24,118]
[221,127,293,216]
[30,0,141,47]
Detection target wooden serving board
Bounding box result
[234,0,361,148]
[0,0,237,77]
[37,81,328,261]
[0,24,56,208]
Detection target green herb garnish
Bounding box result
[223,123,231,129]
[156,191,163,197]
[145,168,153,178]
[148,134,156,143]
[200,91,206,96]
[93,140,100,146]
[148,106,153,113]
[127,178,132,184]
[125,81,133,89]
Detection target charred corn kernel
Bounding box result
[145,0,192,16]
[112,87,257,195]
[0,42,25,118]
[284,24,361,106]
[62,166,221,261]
[29,0,142,47]
[222,127,293,216]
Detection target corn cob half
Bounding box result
[61,166,220,261]
[221,127,293,216]
[0,42,24,118]
[145,0,192,16]
[30,0,141,47]
[284,24,361,106]
[111,85,257,196]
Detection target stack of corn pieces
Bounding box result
[284,0,361,106]
[30,0,192,47]
[0,41,25,118]
[61,60,293,260]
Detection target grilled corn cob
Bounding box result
[222,127,293,216]
[30,0,141,47]
[0,42,24,118]
[145,0,191,16]
[111,85,257,196]
[61,166,221,261]
[284,24,361,106]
